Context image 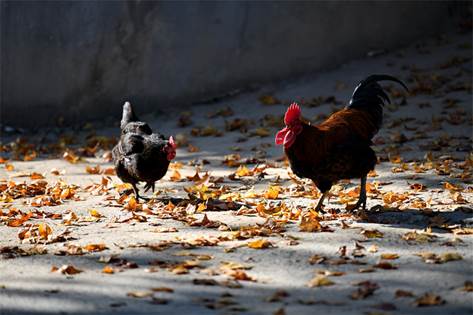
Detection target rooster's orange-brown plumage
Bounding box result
[275,75,407,211]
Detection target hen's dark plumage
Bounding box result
[276,75,408,211]
[112,102,176,199]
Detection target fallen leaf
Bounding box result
[170,170,182,182]
[89,209,102,218]
[247,239,273,249]
[127,291,153,298]
[83,243,107,252]
[307,275,334,287]
[395,289,415,298]
[414,293,445,307]
[380,253,399,260]
[54,264,83,275]
[151,287,174,293]
[38,223,52,240]
[361,229,384,238]
[193,279,219,286]
[102,266,115,274]
[461,281,473,292]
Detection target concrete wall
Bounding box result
[0,1,465,128]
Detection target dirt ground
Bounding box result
[0,30,472,315]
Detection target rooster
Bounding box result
[275,75,407,211]
[112,102,176,200]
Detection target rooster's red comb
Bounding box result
[169,136,177,149]
[284,103,301,125]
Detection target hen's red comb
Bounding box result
[284,103,301,125]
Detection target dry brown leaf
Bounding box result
[395,289,415,298]
[151,287,174,293]
[85,165,101,174]
[414,293,445,307]
[361,229,384,238]
[380,253,399,260]
[53,264,83,275]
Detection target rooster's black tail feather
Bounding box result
[348,74,408,130]
[120,101,139,130]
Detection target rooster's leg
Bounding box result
[352,176,367,210]
[132,183,141,199]
[143,182,155,193]
[133,183,149,201]
[315,191,328,212]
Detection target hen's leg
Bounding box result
[351,176,367,210]
[315,191,328,212]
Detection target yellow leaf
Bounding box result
[83,243,107,252]
[443,182,463,192]
[300,213,322,232]
[38,223,52,239]
[307,275,335,287]
[264,185,281,199]
[247,239,273,249]
[170,170,182,182]
[30,172,44,180]
[382,191,408,205]
[235,165,253,177]
[89,209,102,218]
[60,188,72,199]
[102,266,114,274]
[5,164,14,171]
[171,265,189,274]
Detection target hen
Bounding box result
[112,102,176,200]
[275,75,407,211]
